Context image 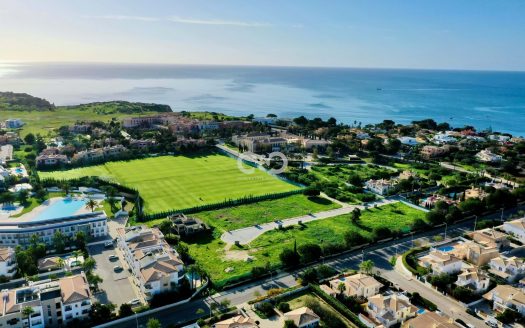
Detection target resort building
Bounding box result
[401,311,456,328]
[455,269,490,292]
[72,145,128,164]
[489,256,525,282]
[36,154,69,168]
[232,133,288,153]
[503,218,525,243]
[117,226,185,300]
[365,293,418,327]
[283,307,320,328]
[0,199,108,247]
[420,145,448,159]
[467,228,510,250]
[483,285,525,315]
[0,246,16,277]
[214,315,257,328]
[432,133,457,144]
[129,139,156,150]
[418,250,463,274]
[364,179,397,195]
[476,149,502,163]
[328,273,383,299]
[0,273,92,328]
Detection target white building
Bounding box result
[0,273,92,328]
[432,133,457,144]
[328,273,383,299]
[489,256,525,282]
[475,149,502,163]
[283,307,320,328]
[418,250,463,274]
[365,179,397,195]
[0,247,16,277]
[455,269,490,292]
[366,293,418,328]
[484,285,525,315]
[117,226,184,300]
[503,218,525,243]
[397,137,419,146]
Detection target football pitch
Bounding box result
[39,153,300,214]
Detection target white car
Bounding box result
[128,299,141,306]
[104,241,113,248]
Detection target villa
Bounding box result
[36,154,69,168]
[502,218,525,243]
[169,214,208,236]
[328,273,383,299]
[232,133,288,153]
[214,315,257,328]
[418,250,463,274]
[365,179,397,195]
[402,311,456,328]
[283,307,320,328]
[38,256,61,272]
[420,145,448,159]
[0,273,92,328]
[398,170,417,180]
[451,240,500,266]
[432,133,457,144]
[117,226,185,300]
[0,246,16,277]
[455,269,490,292]
[483,285,525,315]
[467,228,510,250]
[476,149,503,163]
[0,145,13,165]
[463,187,489,200]
[489,256,525,282]
[365,293,418,327]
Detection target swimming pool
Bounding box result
[438,246,454,252]
[32,199,87,221]
[14,168,23,174]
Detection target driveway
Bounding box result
[220,198,396,245]
[88,243,139,306]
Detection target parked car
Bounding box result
[104,241,113,248]
[128,299,141,306]
[108,255,118,261]
[113,265,123,272]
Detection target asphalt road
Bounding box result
[104,206,525,328]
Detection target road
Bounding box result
[440,161,520,187]
[105,205,525,328]
[221,198,395,244]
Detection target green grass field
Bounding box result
[187,202,427,284]
[39,154,300,213]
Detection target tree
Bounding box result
[158,219,173,236]
[61,182,71,196]
[279,248,300,267]
[118,303,133,318]
[17,190,29,205]
[82,257,96,273]
[72,250,83,262]
[75,231,87,251]
[23,133,36,145]
[298,243,322,263]
[57,257,66,270]
[344,231,368,247]
[89,303,116,326]
[52,231,66,253]
[22,306,34,322]
[359,259,374,275]
[351,208,361,224]
[337,282,346,295]
[277,302,290,313]
[85,198,97,212]
[284,320,298,328]
[87,272,103,291]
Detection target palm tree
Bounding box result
[359,259,374,275]
[351,208,361,224]
[85,198,97,212]
[22,306,34,324]
[61,182,70,196]
[337,282,346,295]
[57,258,66,271]
[187,264,198,290]
[73,250,83,262]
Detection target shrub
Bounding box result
[277,302,291,313]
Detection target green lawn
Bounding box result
[188,202,426,285]
[39,153,300,214]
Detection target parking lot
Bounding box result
[88,243,139,306]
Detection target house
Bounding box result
[366,293,418,327]
[69,124,91,134]
[328,273,383,299]
[402,311,456,328]
[420,145,449,159]
[283,307,320,328]
[5,119,24,129]
[397,137,419,146]
[476,149,502,163]
[467,228,510,249]
[214,315,257,328]
[398,170,417,180]
[36,154,69,168]
[503,218,525,243]
[489,256,525,282]
[117,226,184,300]
[0,145,13,165]
[463,187,489,200]
[365,179,397,195]
[129,139,156,149]
[418,250,463,274]
[455,269,490,292]
[0,247,16,277]
[169,214,208,236]
[451,240,499,266]
[38,256,61,272]
[483,285,525,315]
[432,133,456,144]
[0,273,92,328]
[0,132,21,146]
[232,133,288,153]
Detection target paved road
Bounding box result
[221,198,395,244]
[105,205,525,328]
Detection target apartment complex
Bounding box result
[0,273,92,328]
[117,226,184,300]
[0,247,16,278]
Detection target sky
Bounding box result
[1,0,525,70]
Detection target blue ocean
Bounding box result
[1,63,524,136]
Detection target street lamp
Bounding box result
[500,207,505,222]
[473,215,478,232]
[444,222,448,240]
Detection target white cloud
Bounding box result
[89,15,160,22]
[168,17,271,27]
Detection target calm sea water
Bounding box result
[0,63,524,136]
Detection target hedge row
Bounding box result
[310,284,368,328]
[401,247,429,276]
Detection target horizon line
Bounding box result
[1,60,525,74]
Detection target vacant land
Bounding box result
[39,154,300,213]
[187,202,426,285]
